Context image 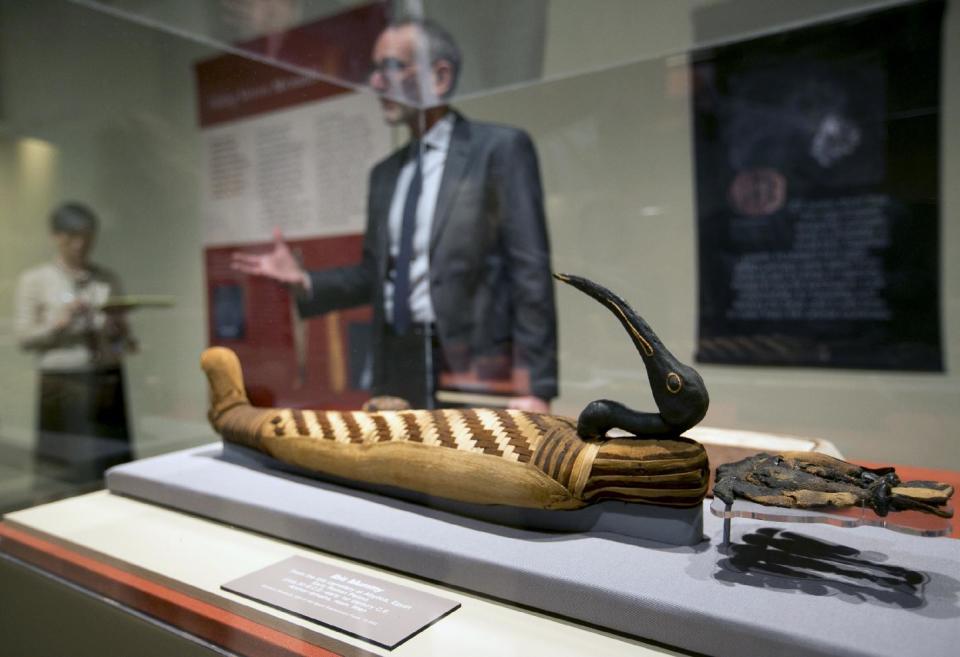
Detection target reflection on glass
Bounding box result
[0,0,949,526]
[13,203,137,483]
[230,18,557,412]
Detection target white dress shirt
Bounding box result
[383,113,455,325]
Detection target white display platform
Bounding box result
[2,491,662,657]
[105,443,960,657]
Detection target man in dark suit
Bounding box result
[234,19,556,411]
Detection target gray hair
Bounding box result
[392,18,462,97]
[50,202,98,235]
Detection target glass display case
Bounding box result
[0,1,957,655]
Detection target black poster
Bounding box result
[693,1,943,370]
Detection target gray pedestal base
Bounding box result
[106,443,960,657]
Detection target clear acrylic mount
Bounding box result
[710,497,954,539]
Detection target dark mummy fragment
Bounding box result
[713,452,954,519]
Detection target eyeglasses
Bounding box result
[369,57,414,78]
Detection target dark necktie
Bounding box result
[392,145,423,335]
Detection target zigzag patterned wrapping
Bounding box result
[203,347,709,510]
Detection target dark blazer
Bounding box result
[298,112,558,400]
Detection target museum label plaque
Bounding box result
[222,556,460,649]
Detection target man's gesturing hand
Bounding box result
[232,228,310,293]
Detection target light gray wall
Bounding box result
[0,0,955,470]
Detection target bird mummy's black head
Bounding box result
[555,272,709,438]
